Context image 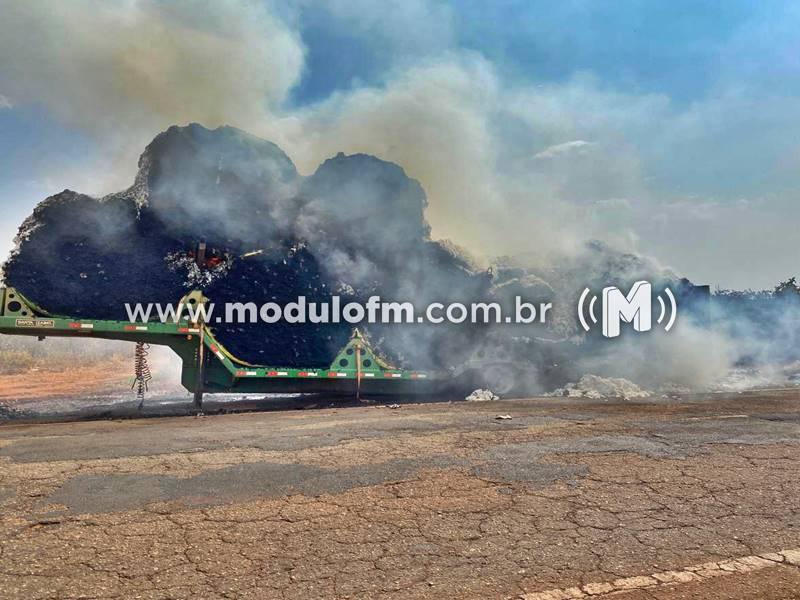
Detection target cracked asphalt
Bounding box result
[1,391,800,599]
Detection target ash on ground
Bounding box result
[465,389,500,402]
[548,375,652,401]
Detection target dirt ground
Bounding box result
[1,391,800,599]
[0,358,133,402]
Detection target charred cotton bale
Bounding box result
[3,190,187,318]
[4,124,491,370]
[139,123,299,250]
[205,244,353,367]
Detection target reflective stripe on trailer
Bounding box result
[235,370,258,376]
[267,371,289,377]
[362,373,375,378]
[178,327,201,333]
[411,373,427,379]
[384,373,402,378]
[298,372,319,377]
[327,372,348,377]
[124,325,149,331]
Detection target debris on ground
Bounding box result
[548,374,651,401]
[466,389,500,402]
[387,403,401,409]
[494,414,512,420]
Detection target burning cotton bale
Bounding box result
[294,151,492,368]
[2,123,489,369]
[4,190,189,319]
[138,124,299,248]
[204,243,353,366]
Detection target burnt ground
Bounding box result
[1,391,800,599]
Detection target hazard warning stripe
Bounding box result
[208,344,226,362]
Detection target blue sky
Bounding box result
[294,0,759,103]
[1,0,799,289]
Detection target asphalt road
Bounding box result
[1,391,800,599]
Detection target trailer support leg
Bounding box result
[193,327,205,413]
[193,386,204,412]
[355,341,361,402]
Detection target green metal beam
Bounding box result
[0,287,445,397]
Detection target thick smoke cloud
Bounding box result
[0,0,303,192]
[0,0,673,269]
[4,0,799,290]
[278,63,661,264]
[0,0,302,129]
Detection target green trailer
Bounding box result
[0,287,455,410]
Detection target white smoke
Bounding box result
[0,0,304,192]
[0,0,659,263]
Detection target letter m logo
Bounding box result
[601,280,652,338]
